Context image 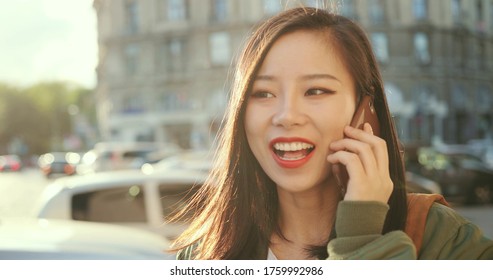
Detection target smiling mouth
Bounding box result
[272,142,315,160]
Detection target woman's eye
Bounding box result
[251,91,275,98]
[305,88,334,96]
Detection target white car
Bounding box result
[34,169,207,240]
[141,150,214,174]
[77,141,181,175]
[0,218,174,260]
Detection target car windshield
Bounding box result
[159,183,201,222]
[71,185,147,223]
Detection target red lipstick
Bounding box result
[270,137,315,169]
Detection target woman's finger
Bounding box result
[329,137,378,175]
[340,124,389,172]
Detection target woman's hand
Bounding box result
[327,123,393,203]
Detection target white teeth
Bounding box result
[273,142,314,151]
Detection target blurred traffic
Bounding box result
[1,139,493,259]
[405,140,493,205]
[6,135,493,205]
[0,155,22,172]
[3,137,493,207]
[38,152,80,178]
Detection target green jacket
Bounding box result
[327,201,493,259]
[178,201,493,259]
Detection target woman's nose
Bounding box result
[272,96,306,128]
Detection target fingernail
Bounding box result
[366,122,374,134]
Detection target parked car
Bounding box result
[76,142,181,175]
[38,152,80,178]
[467,139,493,169]
[34,169,207,240]
[0,154,22,172]
[405,171,442,195]
[411,147,493,204]
[141,150,214,174]
[0,218,174,260]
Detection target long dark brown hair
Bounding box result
[170,7,407,260]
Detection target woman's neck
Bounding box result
[270,182,341,259]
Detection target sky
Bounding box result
[0,0,97,88]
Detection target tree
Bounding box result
[0,81,96,156]
[0,83,50,155]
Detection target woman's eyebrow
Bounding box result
[255,74,276,81]
[254,74,342,84]
[301,73,341,83]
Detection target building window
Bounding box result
[123,94,145,114]
[475,86,493,138]
[414,32,431,65]
[475,86,492,112]
[167,0,188,21]
[209,32,231,66]
[451,0,462,25]
[125,0,139,34]
[168,38,186,72]
[125,43,140,76]
[478,40,486,70]
[491,2,493,31]
[263,0,282,16]
[211,0,228,22]
[413,0,428,21]
[369,0,386,24]
[451,84,467,111]
[476,0,484,21]
[371,33,389,63]
[161,91,190,111]
[453,35,466,67]
[157,38,187,74]
[416,85,433,113]
[340,0,357,19]
[412,84,436,142]
[475,0,485,32]
[157,43,167,73]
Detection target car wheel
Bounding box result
[468,181,492,205]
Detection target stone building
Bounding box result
[93,0,493,148]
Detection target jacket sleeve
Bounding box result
[326,201,417,259]
[419,203,493,259]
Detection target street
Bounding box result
[0,168,492,239]
[0,168,50,218]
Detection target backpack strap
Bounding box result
[405,193,449,255]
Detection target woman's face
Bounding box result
[244,30,357,193]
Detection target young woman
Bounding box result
[171,7,493,260]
